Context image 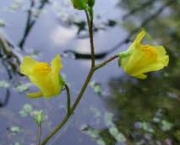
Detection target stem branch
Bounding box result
[65,84,71,115]
[40,8,118,145]
[41,68,94,145]
[94,55,119,71]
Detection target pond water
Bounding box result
[0,0,180,145]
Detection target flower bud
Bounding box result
[87,0,95,7]
[32,110,44,125]
[71,0,88,10]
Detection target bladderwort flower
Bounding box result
[118,30,169,79]
[20,55,65,98]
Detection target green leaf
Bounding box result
[109,123,126,142]
[0,80,10,88]
[142,122,154,133]
[9,0,23,11]
[19,110,28,117]
[90,107,101,118]
[31,110,44,124]
[153,117,160,123]
[90,81,103,95]
[81,125,100,138]
[10,126,21,133]
[19,104,33,117]
[15,83,31,92]
[104,112,114,127]
[161,120,173,131]
[96,139,106,145]
[23,104,33,113]
[115,133,126,142]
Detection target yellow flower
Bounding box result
[20,55,65,98]
[118,30,169,79]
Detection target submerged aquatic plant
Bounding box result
[118,30,169,79]
[17,1,170,145]
[20,55,65,98]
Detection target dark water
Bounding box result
[0,0,180,145]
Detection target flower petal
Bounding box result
[49,55,64,98]
[20,56,38,75]
[135,74,147,79]
[134,30,146,44]
[51,54,63,73]
[27,92,43,98]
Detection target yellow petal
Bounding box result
[134,30,146,44]
[135,74,147,79]
[50,55,64,97]
[51,54,63,73]
[20,56,38,75]
[133,46,169,75]
[29,72,56,97]
[156,46,169,66]
[27,92,42,98]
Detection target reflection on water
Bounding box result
[82,1,180,145]
[0,0,180,145]
[105,71,180,144]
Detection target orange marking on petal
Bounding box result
[142,45,157,59]
[33,62,51,74]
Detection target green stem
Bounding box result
[37,124,41,145]
[40,113,69,145]
[41,68,94,145]
[85,10,95,67]
[40,8,117,145]
[41,10,96,145]
[94,55,119,71]
[40,54,118,145]
[65,84,71,115]
[70,68,94,111]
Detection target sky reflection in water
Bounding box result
[0,0,180,145]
